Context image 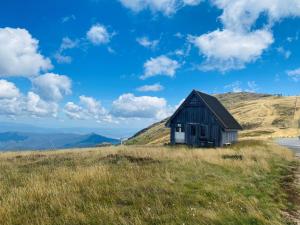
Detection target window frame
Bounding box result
[175,124,185,133]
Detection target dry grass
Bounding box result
[0,141,298,225]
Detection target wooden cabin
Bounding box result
[165,90,242,147]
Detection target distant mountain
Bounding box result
[0,132,120,151]
[0,122,137,139]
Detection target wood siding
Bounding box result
[221,131,238,146]
[169,93,224,147]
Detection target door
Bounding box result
[187,124,199,146]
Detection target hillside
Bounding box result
[0,141,297,225]
[126,92,300,145]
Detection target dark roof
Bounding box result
[166,90,243,130]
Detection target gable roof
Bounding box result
[165,90,243,130]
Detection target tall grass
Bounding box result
[0,141,297,225]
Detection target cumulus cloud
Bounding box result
[287,68,300,82]
[32,73,72,102]
[0,80,20,99]
[64,96,113,123]
[26,92,59,118]
[119,0,202,16]
[141,55,180,79]
[192,29,274,71]
[137,83,164,92]
[0,79,61,118]
[0,27,52,77]
[0,97,22,117]
[191,0,300,71]
[111,93,170,119]
[212,0,300,32]
[87,24,112,45]
[136,37,159,49]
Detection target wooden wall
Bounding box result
[170,93,223,147]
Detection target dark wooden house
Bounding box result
[165,90,242,147]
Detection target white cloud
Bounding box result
[64,96,113,123]
[136,37,159,49]
[287,68,300,82]
[54,53,72,64]
[32,73,72,102]
[54,37,79,64]
[225,80,258,93]
[119,0,202,16]
[62,15,76,23]
[212,0,300,32]
[64,102,85,120]
[245,81,258,93]
[277,47,291,59]
[191,0,300,71]
[141,55,180,79]
[0,97,22,117]
[111,93,170,119]
[192,29,273,71]
[26,92,59,118]
[0,27,52,77]
[224,81,242,93]
[60,37,79,51]
[87,24,112,45]
[0,81,59,118]
[137,83,164,92]
[0,80,20,99]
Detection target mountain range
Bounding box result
[0,132,120,151]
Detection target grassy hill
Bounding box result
[126,92,300,145]
[0,141,298,224]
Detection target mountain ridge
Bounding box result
[0,132,120,151]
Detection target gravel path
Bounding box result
[276,138,300,156]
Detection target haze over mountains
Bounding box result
[0,122,136,138]
[0,132,120,151]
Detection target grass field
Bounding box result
[0,141,298,225]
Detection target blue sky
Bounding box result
[0,0,300,137]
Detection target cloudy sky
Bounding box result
[0,0,300,136]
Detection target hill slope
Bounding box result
[126,92,300,145]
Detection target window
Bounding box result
[191,125,196,136]
[200,125,206,137]
[176,124,185,133]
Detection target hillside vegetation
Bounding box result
[0,141,298,225]
[126,92,300,145]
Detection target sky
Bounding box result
[0,0,300,137]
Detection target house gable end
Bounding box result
[165,90,223,128]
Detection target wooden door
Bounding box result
[187,124,199,146]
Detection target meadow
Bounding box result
[0,141,298,225]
